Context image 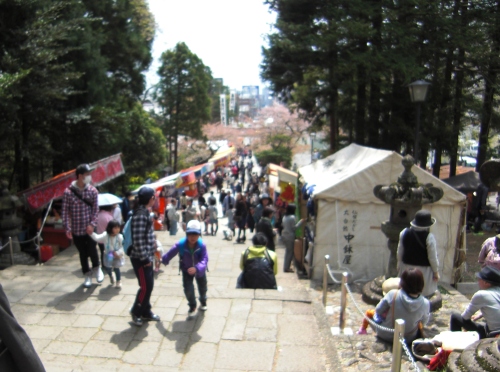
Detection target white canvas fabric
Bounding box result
[299,144,466,284]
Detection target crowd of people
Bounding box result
[59,155,500,354]
[60,150,301,327]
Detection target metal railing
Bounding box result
[322,255,420,372]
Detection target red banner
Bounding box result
[20,154,125,211]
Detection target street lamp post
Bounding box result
[408,80,431,166]
[310,132,316,163]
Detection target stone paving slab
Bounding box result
[0,219,336,371]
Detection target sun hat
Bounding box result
[410,210,436,228]
[476,266,500,286]
[186,220,201,235]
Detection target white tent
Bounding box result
[133,173,180,194]
[299,144,466,284]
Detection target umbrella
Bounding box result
[98,193,122,206]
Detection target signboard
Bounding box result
[220,94,227,126]
[20,153,125,212]
[230,90,236,111]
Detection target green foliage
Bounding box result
[0,0,159,191]
[155,42,212,172]
[262,0,500,174]
[256,146,292,169]
[266,133,293,149]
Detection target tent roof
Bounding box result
[133,172,180,194]
[298,144,466,205]
[267,163,298,184]
[442,171,482,194]
[208,146,235,162]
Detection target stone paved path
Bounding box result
[0,228,336,371]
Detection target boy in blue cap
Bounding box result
[162,220,209,317]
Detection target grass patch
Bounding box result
[438,285,450,295]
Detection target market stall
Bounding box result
[265,164,307,269]
[18,153,126,256]
[298,144,467,284]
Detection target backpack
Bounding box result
[242,247,274,267]
[177,237,207,274]
[124,209,150,256]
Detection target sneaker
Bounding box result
[83,271,92,288]
[129,308,143,326]
[143,313,160,321]
[356,327,367,335]
[199,303,207,311]
[109,272,115,285]
[188,306,197,317]
[131,314,143,326]
[115,280,121,288]
[94,267,104,283]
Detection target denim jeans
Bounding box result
[105,266,121,281]
[169,221,178,236]
[182,271,207,308]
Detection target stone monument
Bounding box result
[0,181,36,268]
[361,155,444,311]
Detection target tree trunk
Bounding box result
[477,1,500,171]
[449,0,467,177]
[367,0,382,147]
[355,67,366,145]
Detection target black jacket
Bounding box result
[256,217,275,251]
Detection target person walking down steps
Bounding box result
[89,220,125,288]
[62,163,104,288]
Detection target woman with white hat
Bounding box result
[396,210,440,297]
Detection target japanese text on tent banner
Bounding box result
[342,209,358,265]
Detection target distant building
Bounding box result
[260,87,273,108]
[238,86,260,118]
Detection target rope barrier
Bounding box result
[321,255,419,372]
[343,282,395,333]
[399,336,420,371]
[0,240,10,251]
[326,263,343,284]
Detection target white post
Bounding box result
[37,234,41,264]
[9,236,14,266]
[322,255,330,306]
[339,272,348,331]
[391,319,406,372]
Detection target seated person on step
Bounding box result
[236,233,277,289]
[449,266,500,339]
[356,268,430,345]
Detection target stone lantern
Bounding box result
[362,155,444,310]
[0,181,36,267]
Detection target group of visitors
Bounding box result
[62,165,210,326]
[356,209,500,349]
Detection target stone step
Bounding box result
[446,351,462,372]
[486,338,500,361]
[476,339,500,372]
[458,340,487,371]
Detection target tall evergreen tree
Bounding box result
[155,42,212,172]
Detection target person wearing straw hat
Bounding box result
[449,266,500,339]
[397,210,440,297]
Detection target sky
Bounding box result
[145,0,277,91]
